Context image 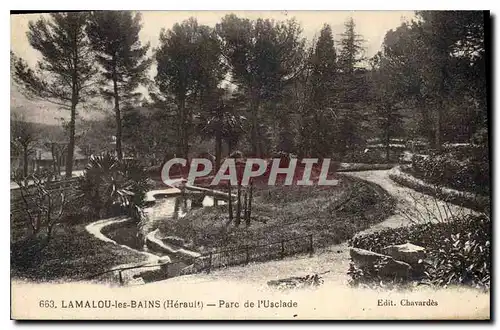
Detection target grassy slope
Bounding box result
[159,175,395,253]
[11,223,149,282]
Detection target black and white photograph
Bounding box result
[9,10,491,320]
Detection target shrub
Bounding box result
[11,170,69,268]
[349,214,490,289]
[409,149,489,196]
[74,154,152,222]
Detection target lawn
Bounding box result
[10,222,150,282]
[158,175,396,253]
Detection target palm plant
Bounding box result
[76,153,150,221]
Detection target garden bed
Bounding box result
[389,166,490,213]
[349,214,490,289]
[10,222,150,282]
[158,175,396,253]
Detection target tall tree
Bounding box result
[300,24,338,158]
[335,18,368,157]
[216,15,305,157]
[12,13,97,178]
[369,52,404,161]
[87,11,152,160]
[416,11,486,150]
[155,18,226,159]
[380,12,486,149]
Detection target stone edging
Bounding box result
[85,217,160,267]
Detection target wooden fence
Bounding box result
[89,234,314,286]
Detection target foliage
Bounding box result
[12,13,98,177]
[154,18,226,159]
[11,170,68,268]
[409,149,489,196]
[377,11,486,150]
[75,153,151,221]
[216,14,305,157]
[11,222,149,281]
[87,11,152,160]
[298,24,338,158]
[349,214,490,289]
[11,114,39,177]
[333,18,370,157]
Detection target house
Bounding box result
[11,144,88,176]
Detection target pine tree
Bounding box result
[300,24,338,158]
[216,15,305,157]
[335,18,368,158]
[13,13,97,178]
[87,11,152,160]
[155,18,225,159]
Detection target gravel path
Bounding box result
[141,169,476,288]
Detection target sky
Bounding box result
[10,11,416,124]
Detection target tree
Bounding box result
[300,24,338,158]
[87,11,152,160]
[12,13,97,178]
[380,12,486,149]
[334,18,369,157]
[155,18,226,159]
[216,15,305,157]
[416,11,486,150]
[11,114,38,177]
[12,171,67,267]
[369,52,404,161]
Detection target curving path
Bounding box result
[142,169,476,288]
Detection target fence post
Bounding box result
[207,252,213,274]
[118,270,124,286]
[245,246,250,265]
[309,235,314,256]
[281,240,285,259]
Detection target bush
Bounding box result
[409,148,489,196]
[349,214,490,289]
[74,154,152,222]
[389,168,490,213]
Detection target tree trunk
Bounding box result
[247,180,253,224]
[417,96,435,148]
[23,146,29,177]
[435,104,442,153]
[228,184,233,223]
[177,97,188,159]
[244,189,250,227]
[214,132,222,206]
[385,113,391,162]
[113,73,123,160]
[235,183,241,227]
[65,103,77,178]
[250,89,260,157]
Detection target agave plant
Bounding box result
[76,153,151,221]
